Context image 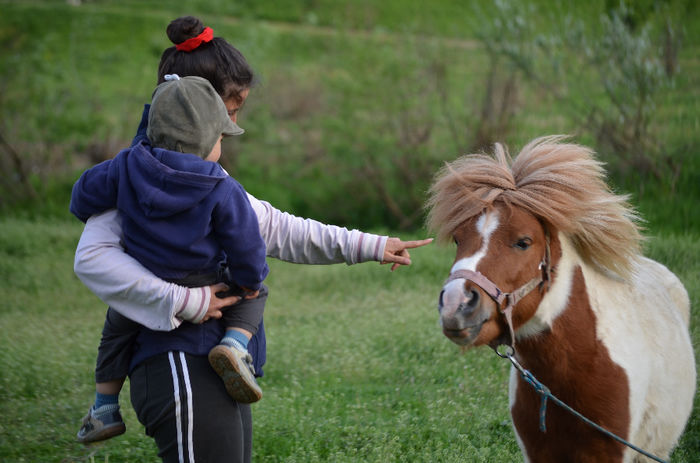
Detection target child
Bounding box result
[70,74,269,443]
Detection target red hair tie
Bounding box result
[176,27,214,52]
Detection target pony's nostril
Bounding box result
[467,289,480,308]
[456,289,480,316]
[438,290,445,311]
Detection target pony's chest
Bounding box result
[509,350,631,462]
[509,268,633,461]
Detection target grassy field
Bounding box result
[0,218,698,462]
[0,0,698,461]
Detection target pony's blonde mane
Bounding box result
[426,136,643,276]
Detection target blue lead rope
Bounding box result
[500,348,669,463]
[518,368,550,432]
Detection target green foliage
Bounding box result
[1,1,698,232]
[0,219,699,461]
[465,0,700,236]
[472,0,692,170]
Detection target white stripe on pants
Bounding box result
[168,352,195,463]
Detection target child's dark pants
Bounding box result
[93,270,267,384]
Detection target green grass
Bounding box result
[0,2,698,459]
[0,218,698,462]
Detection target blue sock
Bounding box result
[222,330,249,351]
[94,391,119,410]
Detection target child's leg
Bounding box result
[209,286,267,404]
[96,378,124,395]
[93,379,124,411]
[219,283,266,341]
[218,283,266,354]
[222,327,253,349]
[78,308,140,444]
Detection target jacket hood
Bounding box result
[125,143,228,218]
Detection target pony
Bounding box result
[427,136,695,462]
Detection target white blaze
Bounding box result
[443,210,500,297]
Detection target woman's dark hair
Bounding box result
[157,16,254,103]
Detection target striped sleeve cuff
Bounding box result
[353,232,388,264]
[175,285,211,324]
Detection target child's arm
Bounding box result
[69,158,120,222]
[214,181,269,291]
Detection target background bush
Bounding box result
[0,0,698,233]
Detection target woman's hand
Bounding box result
[242,289,260,299]
[200,282,242,322]
[381,237,433,271]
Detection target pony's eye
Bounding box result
[453,236,459,246]
[514,238,532,250]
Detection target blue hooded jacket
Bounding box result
[70,140,269,288]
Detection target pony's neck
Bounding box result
[514,233,611,378]
[515,264,602,379]
[516,233,579,340]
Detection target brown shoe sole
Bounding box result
[77,422,126,444]
[208,345,263,404]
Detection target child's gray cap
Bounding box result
[147,75,243,159]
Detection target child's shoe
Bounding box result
[76,404,126,444]
[208,343,262,403]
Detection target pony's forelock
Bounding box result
[426,135,643,276]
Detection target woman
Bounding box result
[74,16,432,463]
